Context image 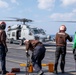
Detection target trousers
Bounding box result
[31,45,46,72]
[73,49,76,60]
[54,46,66,71]
[0,44,6,72]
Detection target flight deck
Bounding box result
[0,43,76,75]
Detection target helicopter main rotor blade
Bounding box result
[0,20,17,21]
[53,21,76,23]
[8,17,33,23]
[0,17,33,25]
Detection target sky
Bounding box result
[0,0,76,35]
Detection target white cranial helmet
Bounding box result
[59,25,66,31]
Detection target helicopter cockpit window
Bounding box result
[33,29,39,34]
[38,29,46,35]
[30,28,39,34]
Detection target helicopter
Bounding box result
[0,17,51,45]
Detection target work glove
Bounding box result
[70,36,73,41]
[26,51,30,57]
[73,49,75,54]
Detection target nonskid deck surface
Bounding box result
[0,43,75,75]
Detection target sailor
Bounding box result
[0,21,8,74]
[72,32,76,71]
[24,40,46,75]
[54,25,72,74]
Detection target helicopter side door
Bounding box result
[16,30,21,40]
[20,27,34,40]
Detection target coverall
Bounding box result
[54,32,72,73]
[31,44,46,72]
[0,30,8,74]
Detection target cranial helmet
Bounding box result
[0,21,6,30]
[59,25,66,31]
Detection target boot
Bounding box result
[54,70,58,74]
[37,70,44,75]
